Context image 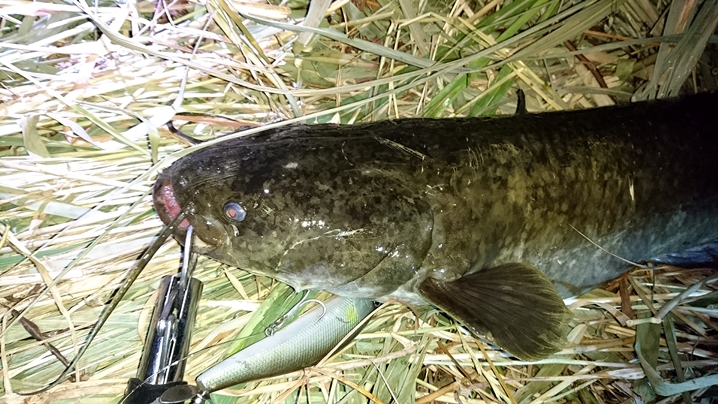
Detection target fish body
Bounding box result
[154,92,718,359]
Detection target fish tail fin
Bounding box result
[418,262,571,361]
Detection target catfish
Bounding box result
[153,92,718,360]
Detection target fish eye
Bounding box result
[223,202,246,222]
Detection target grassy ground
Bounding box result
[1,0,717,402]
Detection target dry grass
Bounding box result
[1,0,717,403]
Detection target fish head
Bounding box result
[153,132,433,294]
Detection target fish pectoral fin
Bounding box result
[418,262,572,361]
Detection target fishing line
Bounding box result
[568,224,650,269]
[19,211,188,395]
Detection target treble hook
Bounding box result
[264,292,327,336]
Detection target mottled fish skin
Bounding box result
[154,92,718,304]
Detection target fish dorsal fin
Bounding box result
[515,89,528,115]
[418,262,571,360]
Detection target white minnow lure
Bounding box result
[195,296,375,396]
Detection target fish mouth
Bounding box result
[153,169,190,232]
[152,169,230,254]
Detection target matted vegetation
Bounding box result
[1,0,717,403]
